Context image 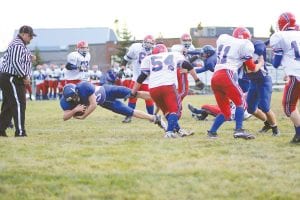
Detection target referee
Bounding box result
[0,25,36,137]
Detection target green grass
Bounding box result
[0,92,299,200]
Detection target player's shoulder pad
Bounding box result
[77,81,95,94]
[67,52,78,63]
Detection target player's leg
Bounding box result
[258,76,279,135]
[282,77,300,143]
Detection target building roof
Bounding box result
[14,27,118,51]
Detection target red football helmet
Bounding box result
[232,27,252,39]
[180,33,192,48]
[143,35,155,53]
[278,12,296,31]
[152,44,168,54]
[76,41,89,56]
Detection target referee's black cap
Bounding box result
[19,25,37,37]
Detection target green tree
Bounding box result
[197,22,203,31]
[32,47,43,69]
[269,25,275,36]
[113,19,133,63]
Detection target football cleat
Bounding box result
[177,129,194,137]
[207,131,218,139]
[271,126,280,136]
[243,111,252,120]
[233,129,255,140]
[164,131,177,138]
[290,134,300,144]
[122,116,132,123]
[259,121,272,133]
[188,104,208,120]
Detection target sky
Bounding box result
[0,0,300,51]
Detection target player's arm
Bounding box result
[244,56,264,72]
[74,94,97,120]
[65,53,78,70]
[272,51,283,68]
[181,60,205,90]
[131,72,148,97]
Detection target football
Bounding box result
[74,111,85,117]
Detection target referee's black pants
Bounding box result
[0,73,27,136]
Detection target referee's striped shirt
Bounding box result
[0,35,32,77]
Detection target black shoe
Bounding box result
[290,134,300,144]
[0,132,8,137]
[271,126,280,136]
[122,116,132,123]
[259,121,272,133]
[188,104,197,113]
[207,131,218,138]
[197,112,208,120]
[188,104,208,120]
[15,133,27,137]
[234,129,255,139]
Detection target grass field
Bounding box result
[0,92,299,200]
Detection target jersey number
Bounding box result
[217,44,231,64]
[151,55,175,72]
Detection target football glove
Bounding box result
[195,79,205,90]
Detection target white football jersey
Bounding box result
[124,43,150,83]
[46,68,60,80]
[214,34,254,73]
[88,70,102,84]
[122,67,133,80]
[270,30,300,78]
[141,52,185,89]
[64,51,91,81]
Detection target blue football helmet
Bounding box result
[200,45,215,59]
[63,83,79,102]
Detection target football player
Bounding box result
[120,35,156,123]
[270,12,300,143]
[64,41,90,84]
[207,27,264,139]
[172,33,206,98]
[244,39,279,136]
[89,65,102,86]
[60,81,166,131]
[132,44,194,138]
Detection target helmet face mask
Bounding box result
[77,41,89,56]
[63,84,80,103]
[200,45,215,59]
[181,33,192,49]
[143,35,155,53]
[65,93,79,103]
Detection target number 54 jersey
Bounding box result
[141,52,185,89]
[270,30,300,78]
